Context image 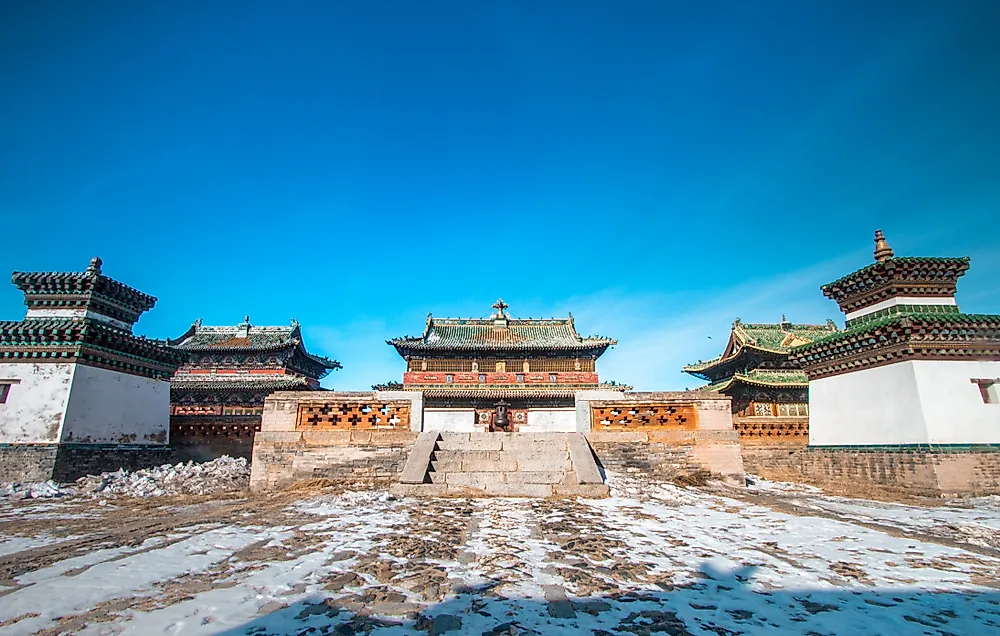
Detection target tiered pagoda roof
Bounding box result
[168,317,341,380]
[167,317,340,404]
[684,317,839,384]
[388,300,616,357]
[13,256,157,327]
[790,231,1000,379]
[0,258,183,379]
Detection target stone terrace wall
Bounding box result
[0,443,177,483]
[579,391,745,481]
[750,445,1000,496]
[0,444,59,482]
[250,391,423,491]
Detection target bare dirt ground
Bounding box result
[0,475,998,635]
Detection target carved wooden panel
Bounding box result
[592,403,698,430]
[296,402,410,430]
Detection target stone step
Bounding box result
[389,481,611,498]
[394,432,608,498]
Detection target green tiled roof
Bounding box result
[390,314,616,353]
[793,312,1000,351]
[0,317,184,378]
[736,321,839,352]
[170,376,313,391]
[694,369,809,393]
[12,257,158,326]
[683,318,838,374]
[821,256,970,295]
[169,319,341,372]
[171,321,298,350]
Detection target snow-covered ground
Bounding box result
[0,473,998,635]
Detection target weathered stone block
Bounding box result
[485,482,553,497]
[518,459,570,472]
[461,459,519,472]
[506,471,565,484]
[586,431,648,443]
[302,431,352,446]
[446,472,503,487]
[389,483,449,497]
[254,432,303,443]
[552,483,611,498]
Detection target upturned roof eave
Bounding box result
[389,341,615,355]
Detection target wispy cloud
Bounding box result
[306,250,864,392]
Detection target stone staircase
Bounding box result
[390,432,609,498]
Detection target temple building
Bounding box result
[683,317,838,443]
[790,230,1000,447]
[167,317,340,460]
[0,257,184,482]
[384,300,629,431]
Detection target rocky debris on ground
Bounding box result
[1,456,251,500]
[1,480,72,499]
[74,456,250,497]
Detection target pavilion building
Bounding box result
[0,257,185,482]
[167,317,340,460]
[684,317,838,444]
[385,300,629,431]
[790,231,1000,446]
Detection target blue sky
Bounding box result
[1,1,998,390]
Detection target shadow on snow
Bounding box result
[215,562,1000,635]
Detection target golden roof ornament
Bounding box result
[492,298,509,319]
[873,229,894,262]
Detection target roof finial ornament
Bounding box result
[492,298,509,318]
[244,315,250,325]
[873,229,894,262]
[86,256,103,276]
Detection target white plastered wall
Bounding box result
[913,360,1000,444]
[520,409,576,432]
[845,296,957,321]
[424,409,477,432]
[0,362,75,443]
[61,365,171,444]
[809,360,1000,446]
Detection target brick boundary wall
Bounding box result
[0,444,178,483]
[745,444,1000,496]
[586,429,744,481]
[250,391,424,491]
[250,430,419,491]
[578,392,745,483]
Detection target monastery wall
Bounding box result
[251,391,422,490]
[913,360,1000,444]
[810,360,1000,446]
[0,362,75,443]
[62,365,171,444]
[744,445,1000,496]
[517,408,576,432]
[578,391,744,482]
[424,409,477,432]
[0,443,177,483]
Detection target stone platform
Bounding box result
[390,432,609,498]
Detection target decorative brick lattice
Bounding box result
[296,402,410,430]
[172,405,223,416]
[735,419,809,444]
[592,404,698,430]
